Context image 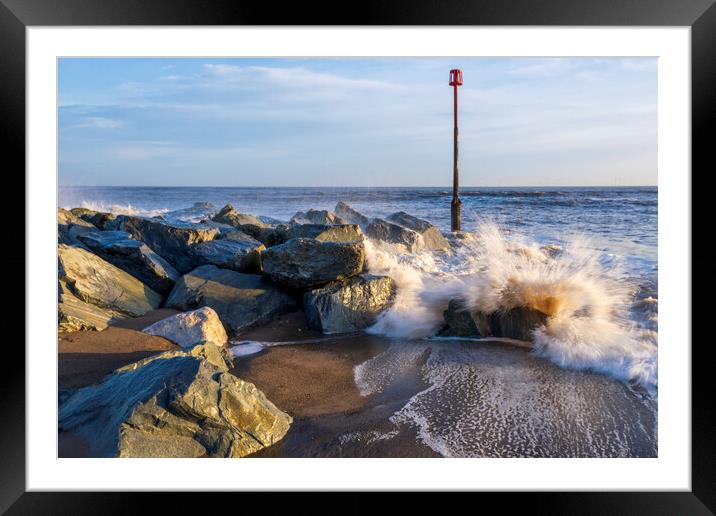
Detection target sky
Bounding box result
[58,57,657,187]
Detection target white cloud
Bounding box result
[70,117,123,130]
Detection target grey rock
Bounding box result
[59,344,292,458]
[190,238,265,273]
[283,223,363,243]
[212,204,268,228]
[366,219,422,253]
[58,280,124,332]
[304,274,396,333]
[233,224,288,247]
[335,201,371,228]
[290,209,347,225]
[58,208,97,246]
[58,244,162,318]
[77,231,180,295]
[439,298,549,341]
[166,265,297,334]
[261,238,365,289]
[387,211,450,251]
[70,208,118,230]
[118,216,220,273]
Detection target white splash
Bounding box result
[363,221,658,394]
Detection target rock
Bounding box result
[261,238,365,289]
[70,208,118,230]
[366,219,422,253]
[387,211,450,251]
[439,299,549,341]
[190,238,265,273]
[212,204,268,228]
[142,307,229,348]
[166,265,297,334]
[283,223,363,243]
[304,274,396,333]
[58,244,162,317]
[290,209,347,225]
[164,202,216,221]
[118,216,220,273]
[233,224,288,247]
[77,231,180,295]
[58,344,292,458]
[58,208,97,245]
[438,299,492,338]
[335,201,371,228]
[491,307,549,341]
[58,280,122,332]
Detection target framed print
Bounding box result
[4,0,712,511]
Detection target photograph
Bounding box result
[55,56,659,459]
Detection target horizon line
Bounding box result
[58,184,658,189]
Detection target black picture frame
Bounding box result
[3,0,711,512]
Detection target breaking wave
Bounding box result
[364,221,658,395]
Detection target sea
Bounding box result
[59,185,658,457]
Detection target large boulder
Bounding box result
[118,216,220,273]
[77,231,180,295]
[283,223,363,243]
[58,244,162,318]
[190,238,265,273]
[58,344,292,458]
[439,299,549,341]
[261,238,365,289]
[166,265,297,334]
[142,307,229,348]
[212,204,268,228]
[304,274,396,334]
[366,219,422,253]
[290,209,347,226]
[386,211,450,251]
[58,208,97,245]
[58,280,121,332]
[335,201,371,228]
[70,208,118,230]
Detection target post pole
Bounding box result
[451,82,461,232]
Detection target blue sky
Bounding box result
[58,57,657,187]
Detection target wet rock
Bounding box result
[190,238,265,273]
[304,274,396,333]
[365,218,422,253]
[166,265,297,334]
[118,216,220,273]
[142,307,229,348]
[261,238,365,289]
[438,299,492,337]
[212,204,268,228]
[58,244,162,318]
[335,201,371,228]
[283,223,363,243]
[387,211,450,251]
[58,344,292,458]
[58,208,97,245]
[77,231,180,295]
[290,209,347,225]
[70,208,118,230]
[439,298,549,341]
